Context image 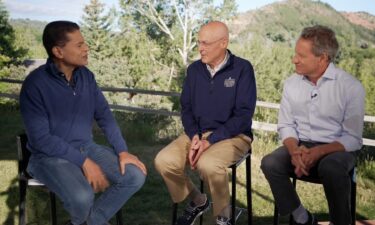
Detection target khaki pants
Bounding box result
[154,132,251,216]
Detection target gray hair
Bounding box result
[300,25,339,62]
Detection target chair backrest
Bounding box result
[17,133,31,178]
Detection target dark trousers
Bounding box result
[260,143,355,225]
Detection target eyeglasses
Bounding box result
[197,38,226,48]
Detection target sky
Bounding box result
[4,0,375,23]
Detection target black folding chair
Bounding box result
[172,149,252,225]
[17,133,124,225]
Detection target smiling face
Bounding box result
[52,30,89,67]
[198,21,229,68]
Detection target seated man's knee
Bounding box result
[154,149,181,175]
[154,151,165,173]
[197,158,226,178]
[261,153,281,175]
[121,164,146,189]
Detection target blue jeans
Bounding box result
[27,142,146,225]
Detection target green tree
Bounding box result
[81,0,115,60]
[0,0,26,77]
[11,19,47,59]
[120,0,237,68]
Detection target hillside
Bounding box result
[342,11,375,31]
[230,0,375,48]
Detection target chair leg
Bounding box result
[49,192,57,225]
[246,156,252,225]
[200,179,204,225]
[19,179,27,225]
[351,169,356,225]
[273,205,279,225]
[172,203,178,225]
[116,208,123,225]
[231,167,236,225]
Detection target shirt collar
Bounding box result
[46,58,81,80]
[301,62,337,82]
[321,63,337,80]
[206,50,230,77]
[47,58,65,78]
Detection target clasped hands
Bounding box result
[291,145,322,177]
[188,134,211,170]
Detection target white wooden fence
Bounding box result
[1,78,374,146]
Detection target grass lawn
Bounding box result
[0,101,374,225]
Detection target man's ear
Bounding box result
[221,38,229,49]
[320,52,329,63]
[52,46,63,59]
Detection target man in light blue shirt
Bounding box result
[261,25,365,225]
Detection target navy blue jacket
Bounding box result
[20,59,127,167]
[181,51,256,144]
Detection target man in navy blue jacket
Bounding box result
[155,21,256,225]
[20,21,146,225]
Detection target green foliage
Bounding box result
[207,0,238,23]
[10,19,47,59]
[81,0,115,60]
[119,0,237,92]
[231,37,294,103]
[338,48,375,115]
[0,0,27,78]
[110,111,178,144]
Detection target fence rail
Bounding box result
[1,78,374,146]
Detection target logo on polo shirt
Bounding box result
[224,77,235,87]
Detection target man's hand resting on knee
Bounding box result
[82,158,109,193]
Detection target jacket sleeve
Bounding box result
[181,68,199,140]
[93,78,128,154]
[20,78,86,167]
[207,62,257,144]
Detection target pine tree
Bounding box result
[81,0,114,60]
[0,0,26,77]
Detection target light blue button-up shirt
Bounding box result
[278,63,365,152]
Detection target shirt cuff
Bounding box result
[114,142,128,154]
[279,127,299,142]
[335,136,362,152]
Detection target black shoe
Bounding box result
[216,216,232,225]
[293,211,318,225]
[175,198,210,225]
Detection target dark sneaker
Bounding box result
[293,211,318,225]
[216,216,232,225]
[176,198,210,225]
